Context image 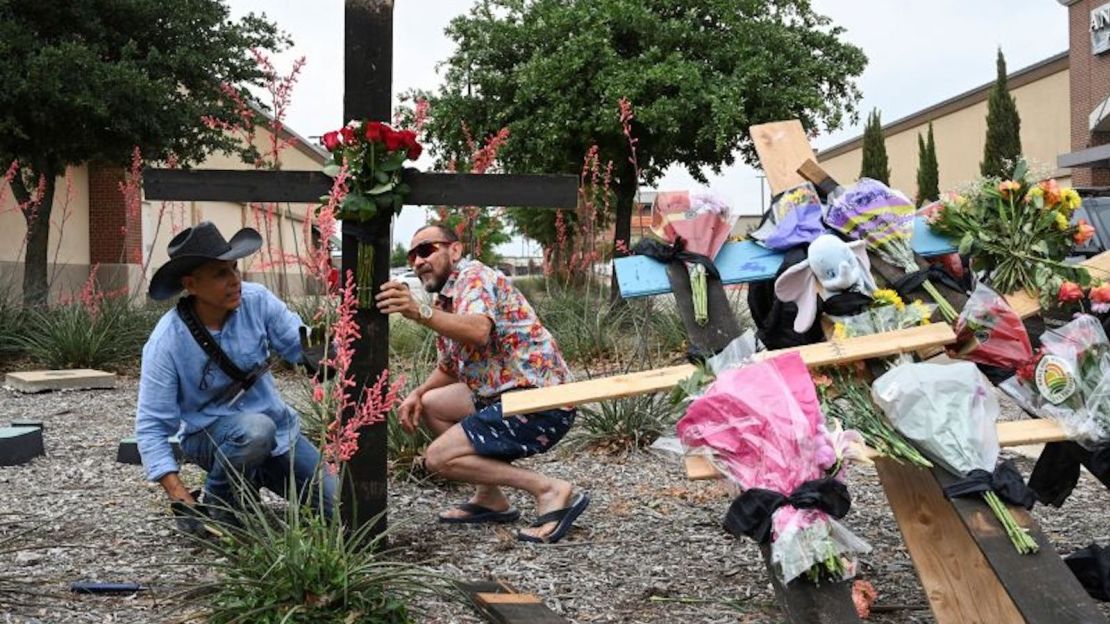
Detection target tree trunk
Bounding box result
[11,164,57,307]
[609,168,636,303]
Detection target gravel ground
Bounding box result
[1,374,1109,623]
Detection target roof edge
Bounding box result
[246,100,329,165]
[816,51,1069,161]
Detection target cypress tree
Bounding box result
[980,49,1023,179]
[916,122,940,205]
[859,108,890,184]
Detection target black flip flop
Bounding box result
[438,502,521,525]
[517,492,591,544]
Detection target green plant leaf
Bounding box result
[367,181,397,196]
[958,233,974,256]
[341,193,374,220]
[323,164,341,178]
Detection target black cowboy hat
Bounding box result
[148,222,262,300]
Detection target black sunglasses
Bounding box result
[406,240,450,265]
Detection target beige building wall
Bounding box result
[818,54,1072,201]
[0,116,327,303]
[0,166,92,300]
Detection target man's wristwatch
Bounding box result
[418,302,434,322]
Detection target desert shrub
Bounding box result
[17,295,154,370]
[195,480,448,624]
[530,280,627,365]
[570,392,678,453]
[389,316,437,365]
[0,288,24,358]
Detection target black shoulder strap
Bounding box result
[176,297,248,383]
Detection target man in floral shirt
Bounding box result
[376,224,588,543]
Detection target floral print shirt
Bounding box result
[435,259,571,399]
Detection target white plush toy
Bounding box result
[773,234,877,333]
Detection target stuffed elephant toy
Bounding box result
[774,234,877,333]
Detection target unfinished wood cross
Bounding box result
[141,2,578,534]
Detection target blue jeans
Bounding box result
[179,412,336,518]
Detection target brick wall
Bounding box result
[87,162,141,265]
[1069,0,1110,185]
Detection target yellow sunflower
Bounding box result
[872,288,905,311]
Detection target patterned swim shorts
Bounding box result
[459,399,576,461]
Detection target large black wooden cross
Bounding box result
[142,2,577,534]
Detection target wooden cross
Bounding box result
[141,2,578,534]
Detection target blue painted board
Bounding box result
[912,215,958,257]
[615,215,957,299]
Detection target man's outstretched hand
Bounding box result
[375,281,420,320]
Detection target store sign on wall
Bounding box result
[1093,2,1110,55]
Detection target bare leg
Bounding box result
[425,425,573,540]
[421,384,510,518]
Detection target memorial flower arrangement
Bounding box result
[321,120,422,221]
[829,289,934,341]
[816,370,933,468]
[873,361,1039,554]
[1001,314,1110,448]
[949,282,1033,370]
[320,120,423,306]
[824,179,958,321]
[926,159,1090,299]
[644,191,738,325]
[1051,280,1110,315]
[677,352,871,583]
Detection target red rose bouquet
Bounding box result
[950,283,1033,370]
[321,120,423,222]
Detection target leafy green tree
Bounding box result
[859,109,890,184]
[432,210,510,267]
[412,0,866,257]
[980,49,1022,179]
[916,122,939,206]
[0,0,287,305]
[390,242,408,268]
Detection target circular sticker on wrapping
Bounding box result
[1034,355,1077,405]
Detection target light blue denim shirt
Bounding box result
[135,282,305,482]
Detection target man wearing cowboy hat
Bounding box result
[135,221,335,528]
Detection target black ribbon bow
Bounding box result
[821,291,874,317]
[891,264,968,301]
[631,236,719,278]
[722,477,851,544]
[941,459,1036,509]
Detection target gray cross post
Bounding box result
[142,1,577,535]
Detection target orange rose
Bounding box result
[1058,281,1084,303]
[998,180,1021,198]
[1040,179,1062,207]
[1074,218,1096,245]
[1090,282,1110,303]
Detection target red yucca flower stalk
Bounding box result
[250,49,306,164]
[318,272,405,473]
[116,147,144,265]
[303,164,348,292]
[618,97,640,183]
[441,122,511,260]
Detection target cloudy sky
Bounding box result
[226,0,1070,255]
